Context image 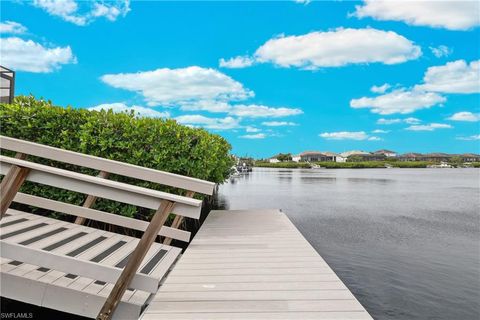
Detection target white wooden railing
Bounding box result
[0,135,215,319]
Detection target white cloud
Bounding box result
[372,129,390,133]
[415,60,480,94]
[101,66,254,106]
[294,0,311,5]
[178,100,302,119]
[0,37,76,72]
[319,131,377,140]
[219,56,254,69]
[253,28,421,69]
[457,134,480,141]
[351,88,445,114]
[368,136,383,141]
[404,117,421,124]
[91,1,130,21]
[447,111,480,122]
[377,117,421,125]
[88,103,169,118]
[245,126,261,133]
[179,100,231,113]
[353,0,480,30]
[32,0,130,26]
[405,123,452,131]
[175,115,241,130]
[261,121,298,126]
[229,104,303,118]
[240,133,266,139]
[370,83,391,94]
[430,45,452,58]
[377,118,401,125]
[0,21,27,34]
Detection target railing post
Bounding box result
[163,190,195,245]
[75,170,109,225]
[0,153,29,219]
[97,199,175,320]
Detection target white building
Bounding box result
[268,157,280,163]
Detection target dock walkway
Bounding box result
[142,209,372,319]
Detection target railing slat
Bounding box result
[0,136,215,195]
[14,193,191,242]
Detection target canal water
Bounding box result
[214,168,480,320]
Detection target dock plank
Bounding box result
[141,209,371,319]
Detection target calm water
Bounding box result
[214,168,480,320]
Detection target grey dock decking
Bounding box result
[142,209,372,320]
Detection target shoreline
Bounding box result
[253,161,480,169]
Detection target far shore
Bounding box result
[253,161,480,169]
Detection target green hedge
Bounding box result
[0,95,233,219]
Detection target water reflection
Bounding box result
[214,167,480,320]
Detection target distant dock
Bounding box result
[142,209,372,319]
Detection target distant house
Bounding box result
[340,150,370,158]
[373,149,397,157]
[299,151,328,162]
[322,152,346,162]
[419,153,452,162]
[268,157,280,163]
[460,153,480,162]
[293,151,335,162]
[398,153,423,161]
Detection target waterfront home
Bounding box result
[322,151,346,162]
[460,153,480,162]
[419,153,452,162]
[292,151,344,162]
[373,149,397,157]
[299,151,328,162]
[340,150,370,158]
[399,153,424,161]
[268,157,280,163]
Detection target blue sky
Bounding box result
[1,0,479,158]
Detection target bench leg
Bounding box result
[0,153,29,219]
[97,199,175,320]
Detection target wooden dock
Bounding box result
[142,209,372,320]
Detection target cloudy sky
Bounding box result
[1,0,479,157]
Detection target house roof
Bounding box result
[374,149,396,154]
[299,151,326,157]
[340,150,370,157]
[422,153,451,157]
[400,153,423,157]
[321,151,339,157]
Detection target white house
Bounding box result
[268,157,280,163]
